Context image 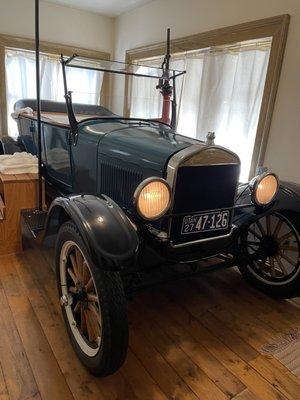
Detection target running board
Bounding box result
[21,209,48,239]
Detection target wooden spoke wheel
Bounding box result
[60,241,102,357]
[56,221,128,376]
[239,213,300,298]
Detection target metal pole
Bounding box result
[166,28,170,70]
[61,55,68,97]
[60,55,79,142]
[171,73,177,130]
[159,28,172,125]
[35,0,43,210]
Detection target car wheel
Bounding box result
[238,212,300,298]
[55,221,128,376]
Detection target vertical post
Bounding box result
[35,0,43,210]
[171,73,177,130]
[165,28,171,71]
[160,28,172,126]
[60,54,78,141]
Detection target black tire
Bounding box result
[238,212,300,299]
[55,221,128,376]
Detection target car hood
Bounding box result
[82,119,199,177]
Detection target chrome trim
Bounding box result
[166,144,205,190]
[170,226,235,248]
[166,144,204,222]
[249,172,279,206]
[133,176,171,220]
[166,144,241,195]
[166,144,241,244]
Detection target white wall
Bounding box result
[0,0,114,53]
[115,0,300,183]
[0,0,298,182]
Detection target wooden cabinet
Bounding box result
[0,173,44,255]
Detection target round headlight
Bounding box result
[134,178,171,220]
[252,173,279,206]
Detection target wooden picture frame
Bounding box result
[125,15,290,178]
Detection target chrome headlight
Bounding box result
[134,177,171,220]
[250,173,279,206]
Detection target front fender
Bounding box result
[233,181,300,232]
[44,194,139,270]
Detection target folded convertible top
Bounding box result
[13,99,119,127]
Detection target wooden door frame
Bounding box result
[125,15,290,178]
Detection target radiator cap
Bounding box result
[206,132,215,146]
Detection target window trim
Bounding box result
[125,15,290,179]
[0,33,110,138]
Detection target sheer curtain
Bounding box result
[129,58,163,119]
[5,49,104,137]
[129,57,186,119]
[130,39,271,181]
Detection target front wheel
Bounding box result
[238,212,300,298]
[55,221,128,376]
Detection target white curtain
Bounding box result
[130,40,271,182]
[129,58,163,119]
[5,49,104,137]
[129,57,186,119]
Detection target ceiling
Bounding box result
[45,0,155,17]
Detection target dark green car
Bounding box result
[1,55,299,377]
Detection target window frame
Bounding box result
[125,15,290,179]
[0,33,110,138]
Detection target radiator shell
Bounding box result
[170,164,240,245]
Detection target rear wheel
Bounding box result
[239,212,300,298]
[55,221,128,376]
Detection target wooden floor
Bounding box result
[0,246,299,400]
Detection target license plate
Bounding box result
[181,210,230,235]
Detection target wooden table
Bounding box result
[0,173,44,255]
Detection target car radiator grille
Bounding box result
[170,163,240,245]
[98,161,143,208]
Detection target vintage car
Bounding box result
[1,55,299,377]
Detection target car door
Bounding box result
[42,123,73,193]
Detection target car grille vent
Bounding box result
[98,161,143,207]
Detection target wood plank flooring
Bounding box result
[0,245,299,400]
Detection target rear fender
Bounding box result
[44,194,139,270]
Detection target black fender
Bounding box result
[44,194,139,270]
[233,181,300,235]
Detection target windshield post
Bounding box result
[157,28,177,129]
[171,72,177,130]
[60,54,79,143]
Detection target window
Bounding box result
[5,48,104,137]
[129,39,271,182]
[125,15,290,181]
[43,124,72,186]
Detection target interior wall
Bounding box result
[0,0,114,53]
[114,0,300,183]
